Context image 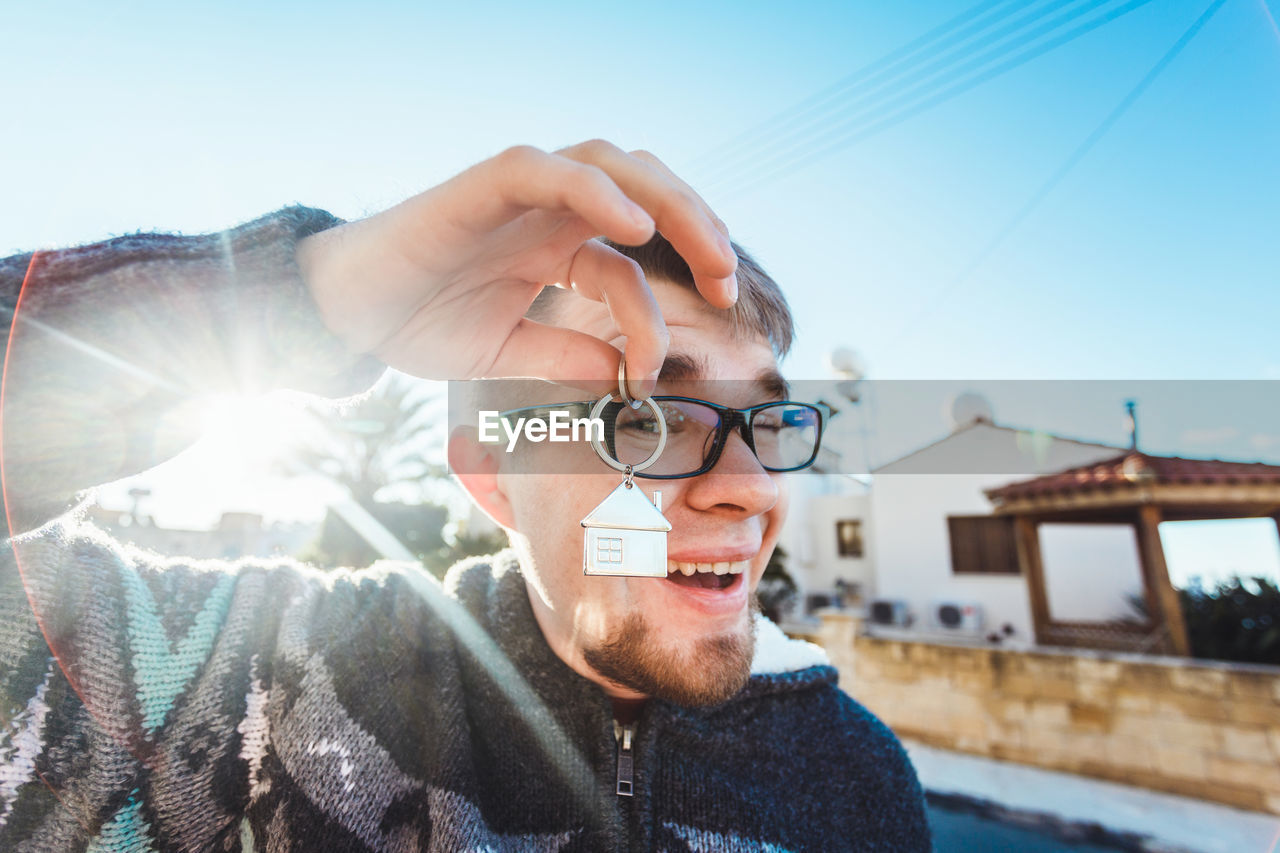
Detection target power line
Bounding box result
[698,0,1084,187]
[690,0,1032,176]
[880,0,1231,356]
[716,0,1158,198]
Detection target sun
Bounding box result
[93,392,345,530]
[195,391,322,472]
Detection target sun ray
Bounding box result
[0,303,188,396]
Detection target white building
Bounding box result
[868,419,1123,642]
[783,415,1135,643]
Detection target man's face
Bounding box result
[495,280,788,706]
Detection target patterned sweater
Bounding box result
[0,210,931,851]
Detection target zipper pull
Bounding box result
[616,723,635,797]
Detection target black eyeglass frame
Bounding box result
[498,396,826,480]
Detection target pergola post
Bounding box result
[1014,517,1049,645]
[1135,505,1190,657]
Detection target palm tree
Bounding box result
[284,374,447,506]
[282,374,470,571]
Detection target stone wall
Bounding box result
[817,612,1280,815]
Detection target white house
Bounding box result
[783,415,1137,643]
[868,419,1126,642]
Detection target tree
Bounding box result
[284,375,446,506]
[1180,577,1280,665]
[1126,576,1280,664]
[758,545,798,623]
[300,501,450,572]
[283,375,495,573]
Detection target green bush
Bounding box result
[1180,577,1280,665]
[758,545,798,623]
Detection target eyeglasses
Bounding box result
[500,396,825,479]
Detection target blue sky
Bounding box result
[3,0,1279,549]
[4,0,1277,385]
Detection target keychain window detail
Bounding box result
[597,538,623,564]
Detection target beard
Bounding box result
[582,596,759,707]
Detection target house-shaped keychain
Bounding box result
[581,482,672,577]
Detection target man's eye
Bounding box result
[619,416,662,434]
[619,404,691,435]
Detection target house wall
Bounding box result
[777,476,872,603]
[819,613,1280,815]
[1040,524,1146,622]
[797,493,873,598]
[871,473,1037,640]
[870,425,1118,641]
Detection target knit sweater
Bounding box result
[0,210,931,851]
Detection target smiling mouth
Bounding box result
[664,559,748,591]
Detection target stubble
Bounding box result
[582,597,760,707]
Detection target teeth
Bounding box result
[666,559,749,576]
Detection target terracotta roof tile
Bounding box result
[986,451,1280,501]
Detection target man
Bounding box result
[0,142,930,850]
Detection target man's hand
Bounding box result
[296,141,738,398]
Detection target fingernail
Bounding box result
[630,203,654,230]
[727,274,739,304]
[639,369,661,398]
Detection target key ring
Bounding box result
[617,355,641,410]
[589,358,667,479]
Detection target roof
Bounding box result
[872,419,1122,476]
[580,482,672,532]
[986,451,1280,502]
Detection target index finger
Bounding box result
[565,239,669,398]
[556,141,739,310]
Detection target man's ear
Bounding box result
[448,426,515,530]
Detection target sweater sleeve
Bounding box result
[0,207,385,534]
[0,210,388,848]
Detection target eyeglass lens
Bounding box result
[607,400,820,475]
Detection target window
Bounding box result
[835,519,864,558]
[596,536,623,564]
[948,516,1019,575]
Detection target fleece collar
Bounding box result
[750,616,829,676]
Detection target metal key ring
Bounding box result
[589,392,667,474]
[618,356,641,410]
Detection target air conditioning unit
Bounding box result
[869,599,911,627]
[935,601,983,633]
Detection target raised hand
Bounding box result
[296,141,738,398]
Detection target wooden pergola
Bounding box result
[985,451,1280,656]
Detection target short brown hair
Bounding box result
[529,235,794,357]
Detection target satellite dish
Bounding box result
[828,347,865,381]
[946,392,994,430]
[835,379,862,403]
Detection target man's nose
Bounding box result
[681,430,779,516]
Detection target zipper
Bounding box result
[614,721,636,797]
